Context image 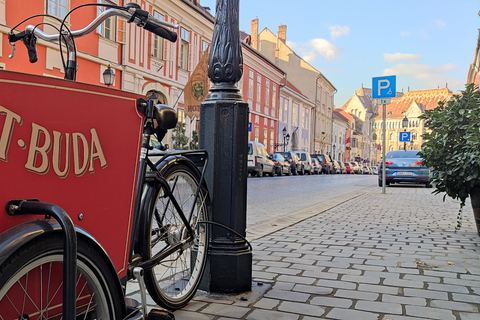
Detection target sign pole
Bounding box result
[382,103,386,194]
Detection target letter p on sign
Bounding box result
[372,75,396,99]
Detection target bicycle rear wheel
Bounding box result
[0,233,123,319]
[142,163,209,310]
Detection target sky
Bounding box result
[200,0,480,108]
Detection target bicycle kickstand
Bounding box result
[132,267,175,320]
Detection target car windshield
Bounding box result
[297,153,307,161]
[248,144,253,155]
[387,150,421,159]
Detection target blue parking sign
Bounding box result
[372,75,396,99]
[399,131,411,142]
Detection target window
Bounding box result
[202,40,210,52]
[278,97,284,121]
[270,130,274,152]
[151,11,165,59]
[179,27,190,70]
[178,108,185,124]
[272,85,276,116]
[254,126,259,142]
[248,70,254,99]
[283,98,288,122]
[48,0,68,19]
[98,0,116,41]
[265,79,270,111]
[390,133,394,140]
[263,128,267,147]
[256,75,261,104]
[292,103,299,126]
[303,108,309,128]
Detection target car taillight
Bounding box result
[289,157,293,162]
[415,161,423,165]
[385,161,393,165]
[324,160,327,166]
[254,156,258,164]
[274,160,279,165]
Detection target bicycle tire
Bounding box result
[142,162,209,310]
[0,233,124,319]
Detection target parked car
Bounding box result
[344,162,353,174]
[338,161,347,174]
[332,160,341,174]
[351,161,362,174]
[311,158,320,174]
[294,151,313,175]
[371,166,378,175]
[271,153,291,176]
[314,154,334,174]
[279,151,303,176]
[378,150,432,187]
[248,141,275,177]
[362,166,371,174]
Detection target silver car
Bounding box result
[378,150,432,187]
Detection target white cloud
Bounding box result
[383,53,422,63]
[329,25,350,40]
[308,38,341,62]
[382,63,457,76]
[401,31,411,37]
[286,40,297,49]
[436,19,446,29]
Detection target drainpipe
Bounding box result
[314,74,322,153]
[330,88,337,156]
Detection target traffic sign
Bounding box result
[248,122,252,132]
[399,131,411,142]
[377,98,391,105]
[372,75,396,99]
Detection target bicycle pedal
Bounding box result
[147,309,175,320]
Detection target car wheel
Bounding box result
[378,179,382,187]
[257,167,263,177]
[300,167,305,175]
[426,182,432,188]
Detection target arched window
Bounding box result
[389,133,394,140]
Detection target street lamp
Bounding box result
[285,133,290,151]
[333,144,336,160]
[103,65,115,86]
[282,127,287,152]
[402,115,408,151]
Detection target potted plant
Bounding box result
[419,83,480,235]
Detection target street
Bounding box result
[247,173,377,230]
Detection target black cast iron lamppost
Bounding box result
[402,115,408,151]
[103,65,115,86]
[333,144,336,160]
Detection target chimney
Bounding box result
[278,25,286,43]
[251,18,258,50]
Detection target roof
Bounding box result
[376,88,453,118]
[333,109,351,124]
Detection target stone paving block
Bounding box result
[325,307,379,320]
[265,289,310,302]
[341,274,381,284]
[459,312,480,320]
[328,267,363,275]
[200,303,251,318]
[363,270,400,279]
[427,283,470,294]
[276,275,316,285]
[402,274,441,283]
[265,267,302,276]
[277,301,326,317]
[442,277,480,288]
[472,287,480,295]
[256,260,291,268]
[403,288,449,300]
[405,305,456,320]
[310,296,353,308]
[246,309,299,320]
[357,283,399,295]
[252,271,277,281]
[334,289,379,301]
[303,269,339,280]
[383,278,424,288]
[352,264,386,272]
[292,284,333,295]
[382,315,430,320]
[355,300,402,314]
[422,269,460,278]
[315,279,357,290]
[452,292,480,304]
[381,294,426,306]
[173,310,214,320]
[430,299,479,312]
[272,281,295,290]
[282,257,317,265]
[253,297,280,310]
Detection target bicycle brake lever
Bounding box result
[8,43,16,59]
[22,32,38,63]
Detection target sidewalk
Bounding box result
[131,184,480,320]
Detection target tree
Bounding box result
[172,122,189,150]
[189,130,199,150]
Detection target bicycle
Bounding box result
[0,3,210,319]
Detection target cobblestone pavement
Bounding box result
[127,184,480,320]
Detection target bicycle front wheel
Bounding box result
[0,233,124,319]
[143,163,209,310]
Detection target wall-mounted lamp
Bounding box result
[103,65,115,87]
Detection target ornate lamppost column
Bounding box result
[199,0,252,293]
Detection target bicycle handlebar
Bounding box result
[8,4,178,64]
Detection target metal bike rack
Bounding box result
[6,199,77,320]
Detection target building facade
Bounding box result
[250,19,336,155]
